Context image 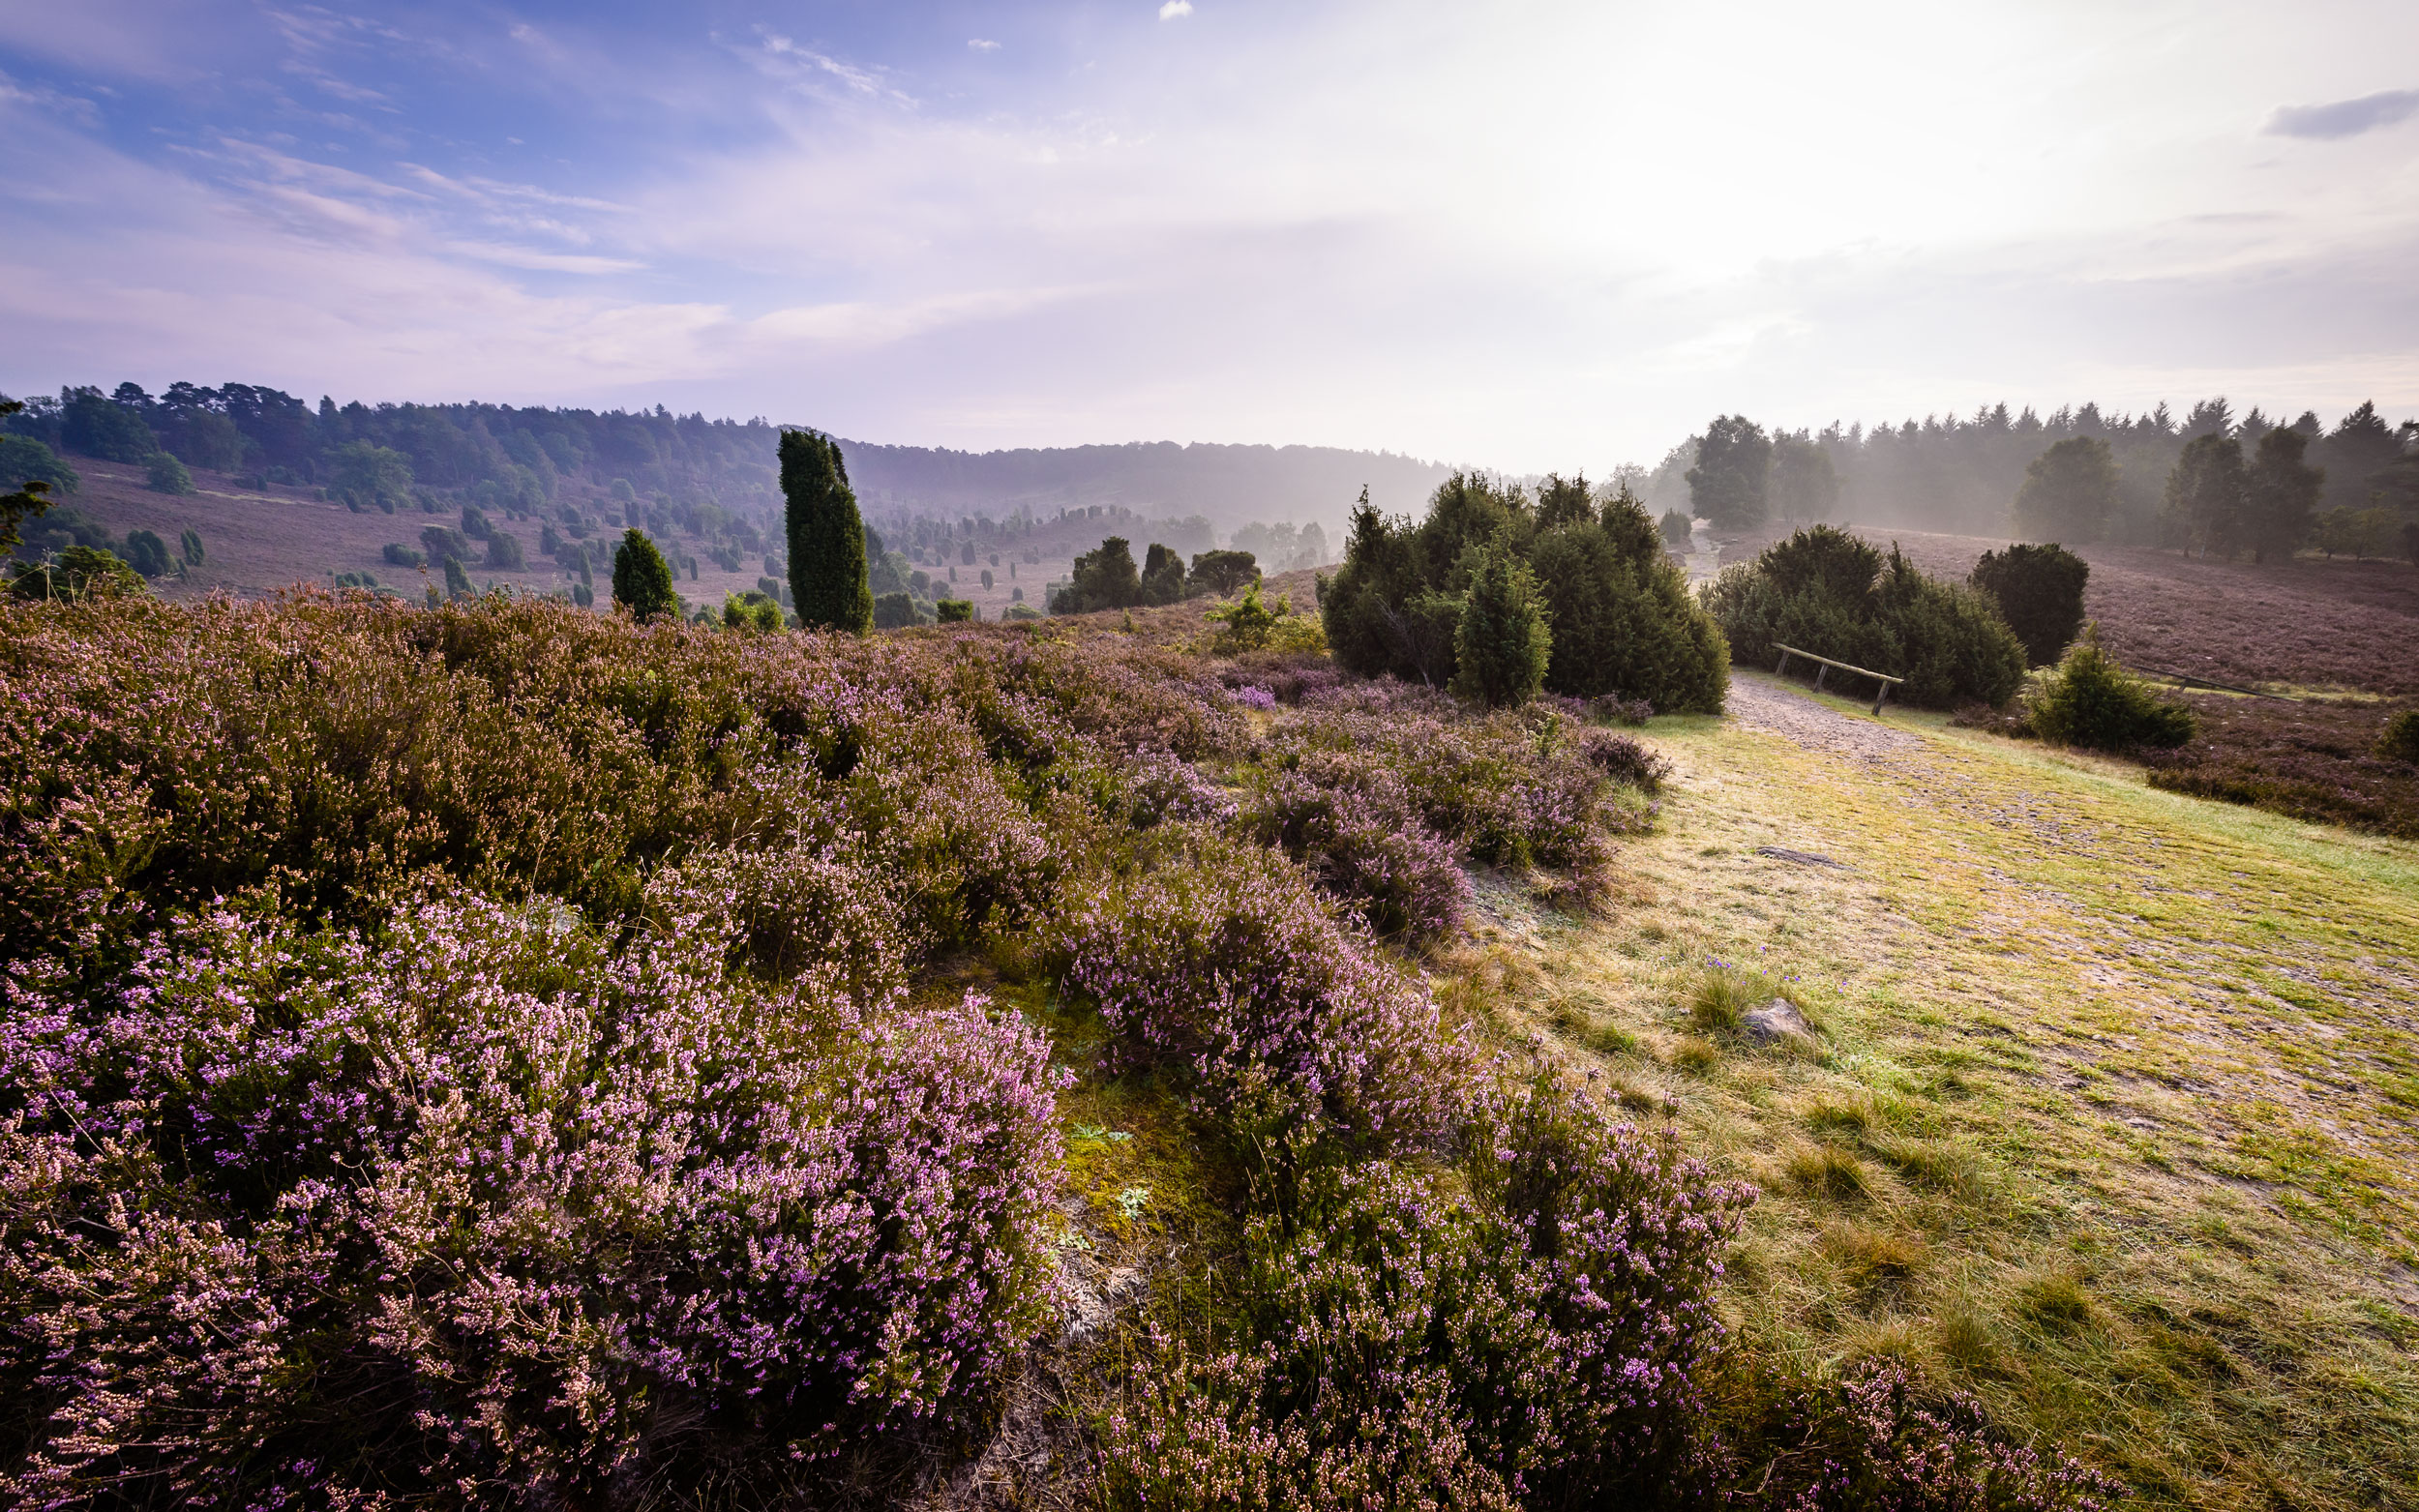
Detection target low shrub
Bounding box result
[2379,708,2419,765]
[1241,764,1470,940]
[2026,632,2195,751]
[1101,1071,1754,1511]
[1971,542,2090,667]
[0,895,1065,1505]
[1734,1360,2117,1511]
[145,452,195,495]
[1050,836,1469,1164]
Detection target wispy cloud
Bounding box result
[756,31,913,105]
[2264,88,2419,140]
[968,39,1000,52]
[1159,2,1194,19]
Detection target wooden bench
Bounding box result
[1772,643,1904,716]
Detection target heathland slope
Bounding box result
[1505,671,2419,1510]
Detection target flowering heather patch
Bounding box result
[1051,834,1470,1162]
[1240,763,1470,940]
[1747,1360,2118,1512]
[1100,1071,1754,1510]
[1,895,1063,1504]
[1284,679,1644,868]
[0,591,1731,1501]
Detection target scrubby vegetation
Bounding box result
[0,581,2117,1507]
[2022,633,2196,752]
[1322,474,1728,713]
[1969,542,2088,667]
[1703,526,2026,708]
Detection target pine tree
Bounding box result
[2163,434,2248,557]
[2243,427,2323,563]
[2012,437,2117,542]
[782,430,873,633]
[1686,416,1773,529]
[611,527,678,622]
[1448,540,1551,709]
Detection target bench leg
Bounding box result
[1871,681,1889,717]
[1814,665,1828,692]
[1775,650,1789,677]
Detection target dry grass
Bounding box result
[1463,670,2419,1511]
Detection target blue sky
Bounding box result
[2,1,2414,471]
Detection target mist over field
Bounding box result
[4,6,2418,1511]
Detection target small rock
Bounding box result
[1743,998,1812,1042]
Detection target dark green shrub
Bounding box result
[0,433,79,496]
[1141,542,1188,604]
[1971,542,2089,666]
[872,590,915,629]
[382,543,426,570]
[935,598,973,623]
[1187,548,1258,597]
[1660,508,1691,548]
[121,528,174,577]
[145,453,195,495]
[484,530,525,571]
[1703,527,2026,708]
[2027,633,2195,750]
[441,554,474,599]
[178,527,204,567]
[611,528,678,622]
[1052,536,1143,613]
[8,545,148,602]
[1448,539,1551,708]
[781,430,873,633]
[1530,505,1727,713]
[1326,478,1727,711]
[2374,709,2419,765]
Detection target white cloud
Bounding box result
[1158,2,1193,19]
[968,39,1001,52]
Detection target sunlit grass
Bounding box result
[1479,671,2419,1512]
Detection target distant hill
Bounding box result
[839,440,1455,535]
[2,381,1456,544]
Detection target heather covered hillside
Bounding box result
[0,576,2140,1510]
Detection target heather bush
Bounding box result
[0,590,1781,1503]
[1241,761,1471,940]
[2026,632,2195,751]
[1050,833,1470,1166]
[0,894,1064,1504]
[1738,1360,2116,1511]
[1101,1071,1754,1511]
[1282,681,1641,869]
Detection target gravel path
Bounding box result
[1724,673,1925,763]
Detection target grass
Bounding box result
[1479,670,2419,1512]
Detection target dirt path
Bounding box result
[1724,673,1925,762]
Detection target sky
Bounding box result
[1,0,2414,473]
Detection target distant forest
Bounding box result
[1640,399,2419,548]
[0,381,1447,548]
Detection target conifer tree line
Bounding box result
[1321,474,1729,712]
[1659,400,2417,558]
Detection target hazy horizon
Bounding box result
[3,1,2414,476]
